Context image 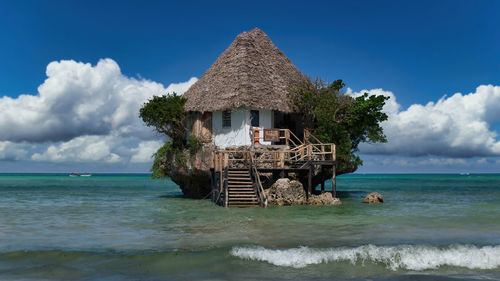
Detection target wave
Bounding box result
[231,244,500,270]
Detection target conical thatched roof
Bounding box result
[184,28,307,113]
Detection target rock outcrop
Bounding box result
[161,144,214,198]
[308,192,342,205]
[265,178,306,205]
[362,192,384,204]
[265,178,341,206]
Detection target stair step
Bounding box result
[229,191,255,193]
[229,194,257,197]
[228,185,254,188]
[228,180,252,184]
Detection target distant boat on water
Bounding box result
[69,172,92,177]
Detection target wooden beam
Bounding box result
[320,167,325,193]
[307,164,312,200]
[332,165,336,197]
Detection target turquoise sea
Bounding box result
[1,173,500,280]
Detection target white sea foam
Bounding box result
[231,244,500,270]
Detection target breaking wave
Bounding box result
[231,244,500,270]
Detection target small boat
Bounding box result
[69,172,92,177]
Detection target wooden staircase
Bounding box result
[227,169,259,207]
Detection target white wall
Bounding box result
[212,108,274,148]
[212,109,250,148]
[258,109,273,145]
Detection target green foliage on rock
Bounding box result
[151,142,172,178]
[150,141,189,179]
[139,93,187,149]
[188,136,203,155]
[140,93,206,179]
[290,78,389,175]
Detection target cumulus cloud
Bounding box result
[0,141,29,161]
[349,85,500,157]
[0,58,196,164]
[31,135,121,163]
[0,59,197,143]
[130,140,163,163]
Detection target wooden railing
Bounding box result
[249,152,268,207]
[251,128,304,147]
[212,144,335,171]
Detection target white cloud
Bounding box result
[166,77,198,95]
[0,141,29,161]
[350,85,500,157]
[0,58,197,164]
[130,140,163,163]
[31,135,121,163]
[0,58,197,143]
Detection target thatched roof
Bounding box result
[184,28,307,113]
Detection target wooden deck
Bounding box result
[210,129,336,207]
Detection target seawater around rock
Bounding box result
[265,178,341,206]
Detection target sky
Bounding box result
[0,0,499,173]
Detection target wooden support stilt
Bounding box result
[307,165,312,200]
[320,166,325,193]
[332,165,336,198]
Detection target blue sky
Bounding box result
[1,0,500,173]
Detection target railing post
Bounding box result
[321,145,325,161]
[280,152,285,168]
[285,130,290,146]
[219,153,223,193]
[224,166,228,207]
[332,165,336,198]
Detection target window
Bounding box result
[250,110,259,127]
[222,110,231,128]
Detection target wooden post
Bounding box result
[320,166,325,193]
[321,145,325,161]
[331,144,336,161]
[279,152,285,168]
[332,165,336,198]
[224,166,228,208]
[219,154,223,193]
[307,165,312,200]
[285,130,290,146]
[273,152,277,168]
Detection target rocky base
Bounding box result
[265,178,341,206]
[161,144,214,199]
[170,169,211,199]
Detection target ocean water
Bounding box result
[1,173,500,280]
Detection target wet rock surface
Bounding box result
[265,178,306,205]
[308,192,342,205]
[362,192,384,204]
[265,178,342,206]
